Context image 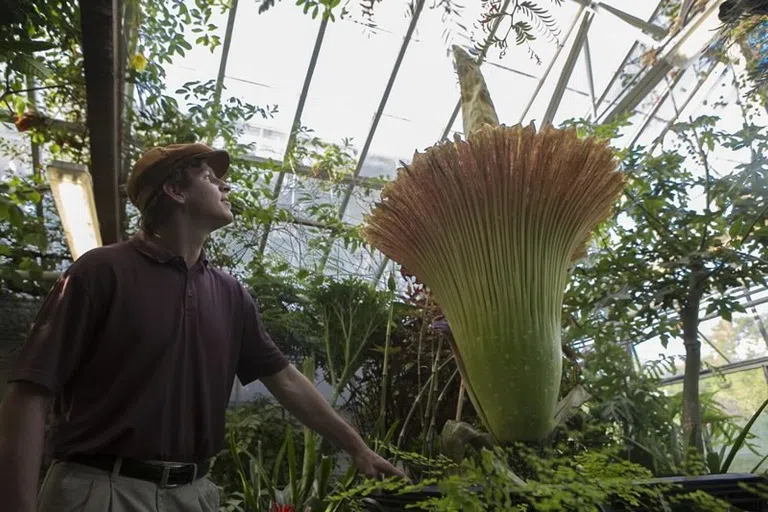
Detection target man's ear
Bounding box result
[162,181,187,204]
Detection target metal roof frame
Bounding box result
[315,0,428,273]
[257,17,330,256]
[91,0,686,271]
[371,0,674,284]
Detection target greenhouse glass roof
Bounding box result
[141,0,734,283]
[1,0,766,366]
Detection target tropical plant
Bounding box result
[362,48,625,443]
[330,444,734,511]
[564,112,768,457]
[224,357,363,512]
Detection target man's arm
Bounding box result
[0,382,51,512]
[261,365,405,479]
[0,268,103,510]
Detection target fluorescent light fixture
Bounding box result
[47,161,102,261]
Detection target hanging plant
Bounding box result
[362,47,625,443]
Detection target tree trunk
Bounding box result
[681,262,707,455]
[80,0,123,246]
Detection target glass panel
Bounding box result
[600,0,664,20]
[341,186,381,225]
[483,64,541,126]
[0,126,30,176]
[161,2,229,103]
[359,4,471,175]
[264,221,322,270]
[359,151,401,180]
[300,0,414,151]
[630,117,667,147]
[324,238,384,280]
[223,1,321,158]
[275,175,338,220]
[581,13,651,97]
[659,367,768,473]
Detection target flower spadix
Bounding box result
[364,123,624,442]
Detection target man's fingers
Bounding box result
[377,459,407,479]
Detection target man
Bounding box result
[0,143,403,511]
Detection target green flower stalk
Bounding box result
[362,49,624,442]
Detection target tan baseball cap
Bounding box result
[127,142,230,211]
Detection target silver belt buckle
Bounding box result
[159,463,196,488]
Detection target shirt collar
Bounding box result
[130,230,210,268]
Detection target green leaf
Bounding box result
[285,425,299,507]
[721,396,768,473]
[552,384,591,430]
[10,54,54,81]
[0,40,57,53]
[438,420,495,463]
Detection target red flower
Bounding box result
[269,503,311,512]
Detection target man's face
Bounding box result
[180,161,234,230]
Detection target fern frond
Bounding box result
[518,0,561,42]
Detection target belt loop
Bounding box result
[111,457,123,479]
[191,463,198,481]
[160,465,171,488]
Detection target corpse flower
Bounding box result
[362,47,625,442]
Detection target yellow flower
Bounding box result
[130,53,148,72]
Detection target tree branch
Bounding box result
[689,119,714,253]
[0,83,73,102]
[705,202,768,280]
[625,189,688,254]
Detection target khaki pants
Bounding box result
[38,460,220,512]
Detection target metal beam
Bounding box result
[582,30,598,119]
[648,62,726,152]
[0,112,85,134]
[519,4,585,124]
[601,60,673,125]
[542,9,594,126]
[627,69,686,148]
[318,0,427,272]
[0,111,386,191]
[238,153,384,189]
[79,0,123,246]
[601,0,721,125]
[258,16,330,256]
[206,0,240,144]
[660,356,768,386]
[588,0,671,119]
[570,0,667,40]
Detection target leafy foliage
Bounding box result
[331,444,734,511]
[564,112,768,455]
[212,398,306,505]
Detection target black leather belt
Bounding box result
[65,454,212,488]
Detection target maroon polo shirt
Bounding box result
[9,232,290,463]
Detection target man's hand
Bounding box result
[262,366,408,481]
[0,382,51,512]
[351,446,407,480]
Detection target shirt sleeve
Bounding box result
[237,286,290,386]
[9,271,99,394]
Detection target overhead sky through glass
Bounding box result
[2,0,766,364]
